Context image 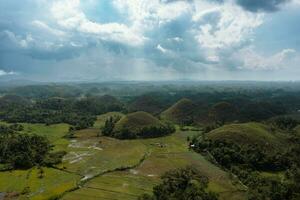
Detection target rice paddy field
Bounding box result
[0,113,247,200]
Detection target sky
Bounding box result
[0,0,300,82]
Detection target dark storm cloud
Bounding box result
[211,0,290,12]
[236,0,291,12]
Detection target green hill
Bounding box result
[76,95,123,115]
[207,122,284,151]
[114,111,162,134]
[111,111,174,139]
[161,98,196,124]
[128,95,166,115]
[0,95,29,108]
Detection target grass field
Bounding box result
[0,114,247,200]
[62,172,158,200]
[62,129,247,200]
[0,121,70,143]
[0,167,80,200]
[19,123,70,142]
[58,135,147,178]
[0,123,79,200]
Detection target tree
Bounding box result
[139,166,218,200]
[101,116,121,136]
[272,117,298,131]
[209,102,236,125]
[0,126,65,169]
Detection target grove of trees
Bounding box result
[138,166,218,200]
[0,124,65,170]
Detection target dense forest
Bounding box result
[0,95,123,130]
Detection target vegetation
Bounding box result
[270,116,299,131]
[191,123,300,200]
[102,111,175,139]
[0,167,80,200]
[139,166,218,200]
[0,95,124,130]
[128,94,168,115]
[101,115,122,136]
[74,95,124,115]
[209,102,237,125]
[161,98,196,125]
[1,82,300,200]
[62,125,244,200]
[0,124,65,170]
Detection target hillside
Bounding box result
[104,111,175,139]
[114,111,162,134]
[206,122,284,151]
[161,98,196,124]
[193,122,300,199]
[76,95,124,115]
[0,95,29,108]
[296,125,300,136]
[128,95,166,115]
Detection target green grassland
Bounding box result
[58,135,147,178]
[0,167,80,200]
[0,121,69,143]
[62,129,246,200]
[0,113,246,200]
[19,123,70,143]
[62,171,158,200]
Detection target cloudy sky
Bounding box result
[0,0,299,82]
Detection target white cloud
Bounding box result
[32,20,66,37]
[112,0,191,31]
[2,30,34,48]
[168,37,183,42]
[49,0,264,51]
[51,0,145,46]
[193,2,263,49]
[235,47,297,70]
[292,0,300,5]
[207,55,220,62]
[157,44,168,53]
[0,69,17,76]
[68,0,191,46]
